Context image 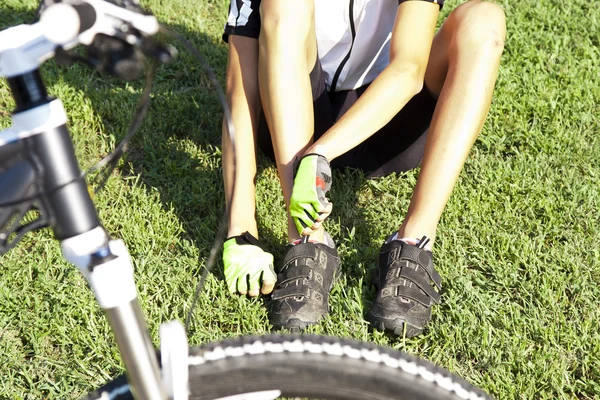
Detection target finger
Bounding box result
[237,276,248,295]
[294,219,305,237]
[247,272,261,298]
[315,211,331,223]
[302,226,318,236]
[295,216,314,237]
[315,214,327,223]
[261,279,276,295]
[226,273,238,294]
[261,264,277,295]
[227,283,238,294]
[291,204,318,236]
[317,202,333,217]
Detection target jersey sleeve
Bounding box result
[398,0,444,10]
[223,0,262,43]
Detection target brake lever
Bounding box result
[54,34,175,80]
[41,0,176,80]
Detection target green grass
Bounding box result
[1,0,599,398]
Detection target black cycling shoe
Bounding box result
[367,236,442,338]
[270,236,340,332]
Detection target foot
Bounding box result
[367,236,442,337]
[270,234,340,331]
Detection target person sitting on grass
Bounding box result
[221,0,506,336]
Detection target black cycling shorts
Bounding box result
[257,58,438,178]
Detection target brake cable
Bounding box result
[86,62,157,193]
[0,11,236,332]
[82,25,237,332]
[160,27,237,332]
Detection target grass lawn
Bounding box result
[1,0,599,398]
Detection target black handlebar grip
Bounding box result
[73,3,97,34]
[40,2,97,44]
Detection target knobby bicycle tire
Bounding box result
[84,334,492,400]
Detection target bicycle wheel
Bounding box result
[84,334,491,400]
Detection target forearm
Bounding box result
[222,36,261,237]
[308,65,423,160]
[307,0,439,160]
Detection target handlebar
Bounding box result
[0,0,169,80]
[39,3,97,45]
[39,0,160,46]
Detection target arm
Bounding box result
[222,35,261,238]
[307,1,440,160]
[289,1,440,235]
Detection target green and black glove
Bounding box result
[290,154,333,236]
[223,232,276,296]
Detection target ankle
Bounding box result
[390,231,435,251]
[287,223,325,244]
[398,222,436,238]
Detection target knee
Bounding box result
[260,0,314,38]
[449,1,506,53]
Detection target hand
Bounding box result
[223,233,276,296]
[289,154,333,236]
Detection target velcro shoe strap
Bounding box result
[277,265,312,286]
[429,268,442,290]
[397,247,442,289]
[395,285,434,307]
[282,244,317,267]
[400,268,441,304]
[271,285,310,300]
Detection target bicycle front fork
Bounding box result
[61,227,167,400]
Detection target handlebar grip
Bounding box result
[40,2,97,45]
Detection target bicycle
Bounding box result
[0,1,492,399]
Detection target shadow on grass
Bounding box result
[327,168,400,324]
[0,2,390,323]
[1,4,237,280]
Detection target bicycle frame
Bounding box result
[0,4,178,399]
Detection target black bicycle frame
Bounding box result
[3,70,99,237]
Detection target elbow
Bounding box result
[386,59,427,97]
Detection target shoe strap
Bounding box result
[396,285,438,306]
[281,244,317,267]
[277,265,312,285]
[394,266,441,303]
[380,285,437,307]
[274,243,338,302]
[272,285,310,300]
[389,244,441,289]
[271,282,325,303]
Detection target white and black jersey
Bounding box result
[223,0,444,92]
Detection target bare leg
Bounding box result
[222,36,277,297]
[258,0,324,242]
[223,36,261,239]
[398,1,506,247]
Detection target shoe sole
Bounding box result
[366,312,423,338]
[272,318,314,333]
